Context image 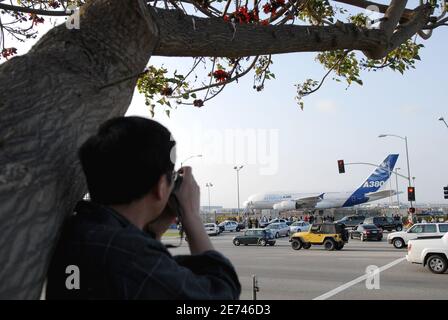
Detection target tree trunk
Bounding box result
[0,0,158,299]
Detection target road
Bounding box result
[163,231,448,300]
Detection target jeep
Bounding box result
[289,223,349,251]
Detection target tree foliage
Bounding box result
[1,0,446,114]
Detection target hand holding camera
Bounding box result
[173,166,213,254]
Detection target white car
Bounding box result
[218,220,239,232]
[289,221,310,233]
[387,223,448,249]
[406,232,448,274]
[204,223,220,236]
[265,222,290,238]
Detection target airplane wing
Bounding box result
[365,190,399,200]
[293,193,324,209]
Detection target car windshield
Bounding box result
[362,224,378,229]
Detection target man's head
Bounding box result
[79,116,176,207]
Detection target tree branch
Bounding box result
[332,0,413,21]
[152,9,388,58]
[379,0,408,36]
[0,3,70,16]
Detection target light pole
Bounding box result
[180,154,202,167]
[395,168,400,209]
[234,165,244,217]
[378,134,413,207]
[206,183,213,222]
[439,116,448,129]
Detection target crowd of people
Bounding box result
[239,214,337,229]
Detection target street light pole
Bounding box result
[439,116,448,129]
[206,183,213,222]
[378,134,413,207]
[233,165,244,218]
[180,154,203,167]
[395,168,400,209]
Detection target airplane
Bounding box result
[243,154,400,213]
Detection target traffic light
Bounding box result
[444,186,448,199]
[337,160,345,174]
[407,186,415,202]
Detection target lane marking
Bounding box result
[313,257,406,300]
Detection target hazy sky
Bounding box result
[3,2,447,208]
[126,30,447,208]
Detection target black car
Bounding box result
[336,215,365,229]
[350,224,383,241]
[363,216,403,231]
[233,229,276,246]
[237,221,246,230]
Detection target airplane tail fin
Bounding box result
[354,154,399,195]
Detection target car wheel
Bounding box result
[324,239,336,251]
[393,238,404,249]
[396,225,403,231]
[258,239,267,246]
[303,243,311,249]
[427,255,448,274]
[233,239,240,246]
[275,232,279,238]
[291,239,302,250]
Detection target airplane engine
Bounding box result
[273,200,297,211]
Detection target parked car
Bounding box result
[289,221,311,233]
[266,222,290,238]
[387,223,448,249]
[406,232,448,274]
[363,216,403,231]
[204,223,221,236]
[335,215,365,229]
[259,219,270,228]
[218,220,240,232]
[350,224,383,241]
[237,221,247,231]
[266,218,288,226]
[290,223,349,251]
[233,229,276,246]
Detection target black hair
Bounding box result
[78,116,176,205]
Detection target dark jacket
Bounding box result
[46,201,241,300]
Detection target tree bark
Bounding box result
[0,0,158,299]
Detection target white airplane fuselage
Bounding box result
[244,154,399,212]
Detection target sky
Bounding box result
[3,2,447,208]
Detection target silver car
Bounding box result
[289,221,311,233]
[266,222,290,238]
[204,223,220,236]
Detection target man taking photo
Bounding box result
[46,116,241,299]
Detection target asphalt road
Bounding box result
[163,231,448,300]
